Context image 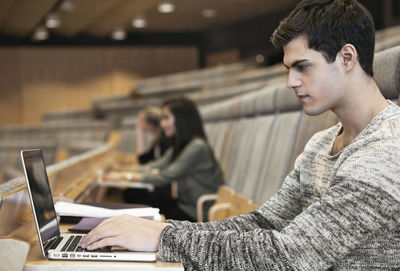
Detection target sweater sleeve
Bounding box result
[158,141,400,270]
[141,139,210,186]
[146,148,173,169]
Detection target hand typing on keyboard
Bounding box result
[78,215,173,252]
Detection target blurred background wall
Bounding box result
[0,0,398,126]
[0,46,198,125]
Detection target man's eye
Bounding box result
[296,64,309,72]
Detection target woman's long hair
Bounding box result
[162,97,207,160]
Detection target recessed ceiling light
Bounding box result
[46,13,61,28]
[60,0,76,12]
[33,26,49,41]
[132,15,147,28]
[255,54,265,64]
[202,9,217,18]
[111,28,126,40]
[158,0,175,13]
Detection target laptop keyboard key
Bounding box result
[75,246,84,252]
[67,235,82,252]
[100,246,112,252]
[50,236,63,250]
[61,236,74,252]
[44,236,63,251]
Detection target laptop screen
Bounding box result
[21,149,60,252]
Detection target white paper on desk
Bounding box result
[54,201,161,221]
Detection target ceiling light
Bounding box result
[46,13,61,28]
[33,26,49,41]
[132,15,147,28]
[158,0,175,13]
[60,0,76,12]
[255,54,265,64]
[202,9,217,18]
[111,28,126,40]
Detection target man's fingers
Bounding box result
[86,237,120,251]
[79,225,117,248]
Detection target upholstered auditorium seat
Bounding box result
[200,45,400,221]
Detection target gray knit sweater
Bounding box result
[159,102,400,270]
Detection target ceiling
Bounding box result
[0,0,299,41]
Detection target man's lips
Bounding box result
[297,94,309,102]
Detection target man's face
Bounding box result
[283,36,345,116]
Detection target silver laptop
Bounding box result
[21,149,157,262]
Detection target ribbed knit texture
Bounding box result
[159,102,400,270]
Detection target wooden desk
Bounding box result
[23,225,184,271]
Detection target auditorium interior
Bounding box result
[0,0,399,270]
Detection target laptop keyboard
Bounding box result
[44,236,64,251]
[61,235,81,251]
[60,235,111,252]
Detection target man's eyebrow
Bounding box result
[283,59,309,69]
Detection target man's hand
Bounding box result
[78,215,171,252]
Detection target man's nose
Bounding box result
[287,70,301,89]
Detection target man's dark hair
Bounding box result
[271,0,375,77]
[162,96,207,160]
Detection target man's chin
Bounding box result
[303,106,327,116]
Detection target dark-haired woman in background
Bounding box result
[124,97,224,221]
[135,106,170,164]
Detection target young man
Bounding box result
[80,0,400,269]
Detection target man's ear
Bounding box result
[338,44,358,72]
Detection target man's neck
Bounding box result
[331,79,389,155]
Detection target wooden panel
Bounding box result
[209,186,259,221]
[0,49,22,126]
[206,48,239,67]
[141,0,298,32]
[230,193,256,217]
[0,0,57,36]
[0,0,14,24]
[215,186,234,204]
[0,46,198,125]
[86,0,160,37]
[55,0,123,37]
[0,0,299,38]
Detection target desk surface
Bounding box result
[24,225,184,271]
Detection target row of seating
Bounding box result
[0,35,399,225]
[375,24,400,52]
[0,120,109,144]
[39,25,400,125]
[101,46,400,221]
[39,62,258,123]
[79,45,400,222]
[115,77,287,155]
[0,120,112,182]
[199,45,400,220]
